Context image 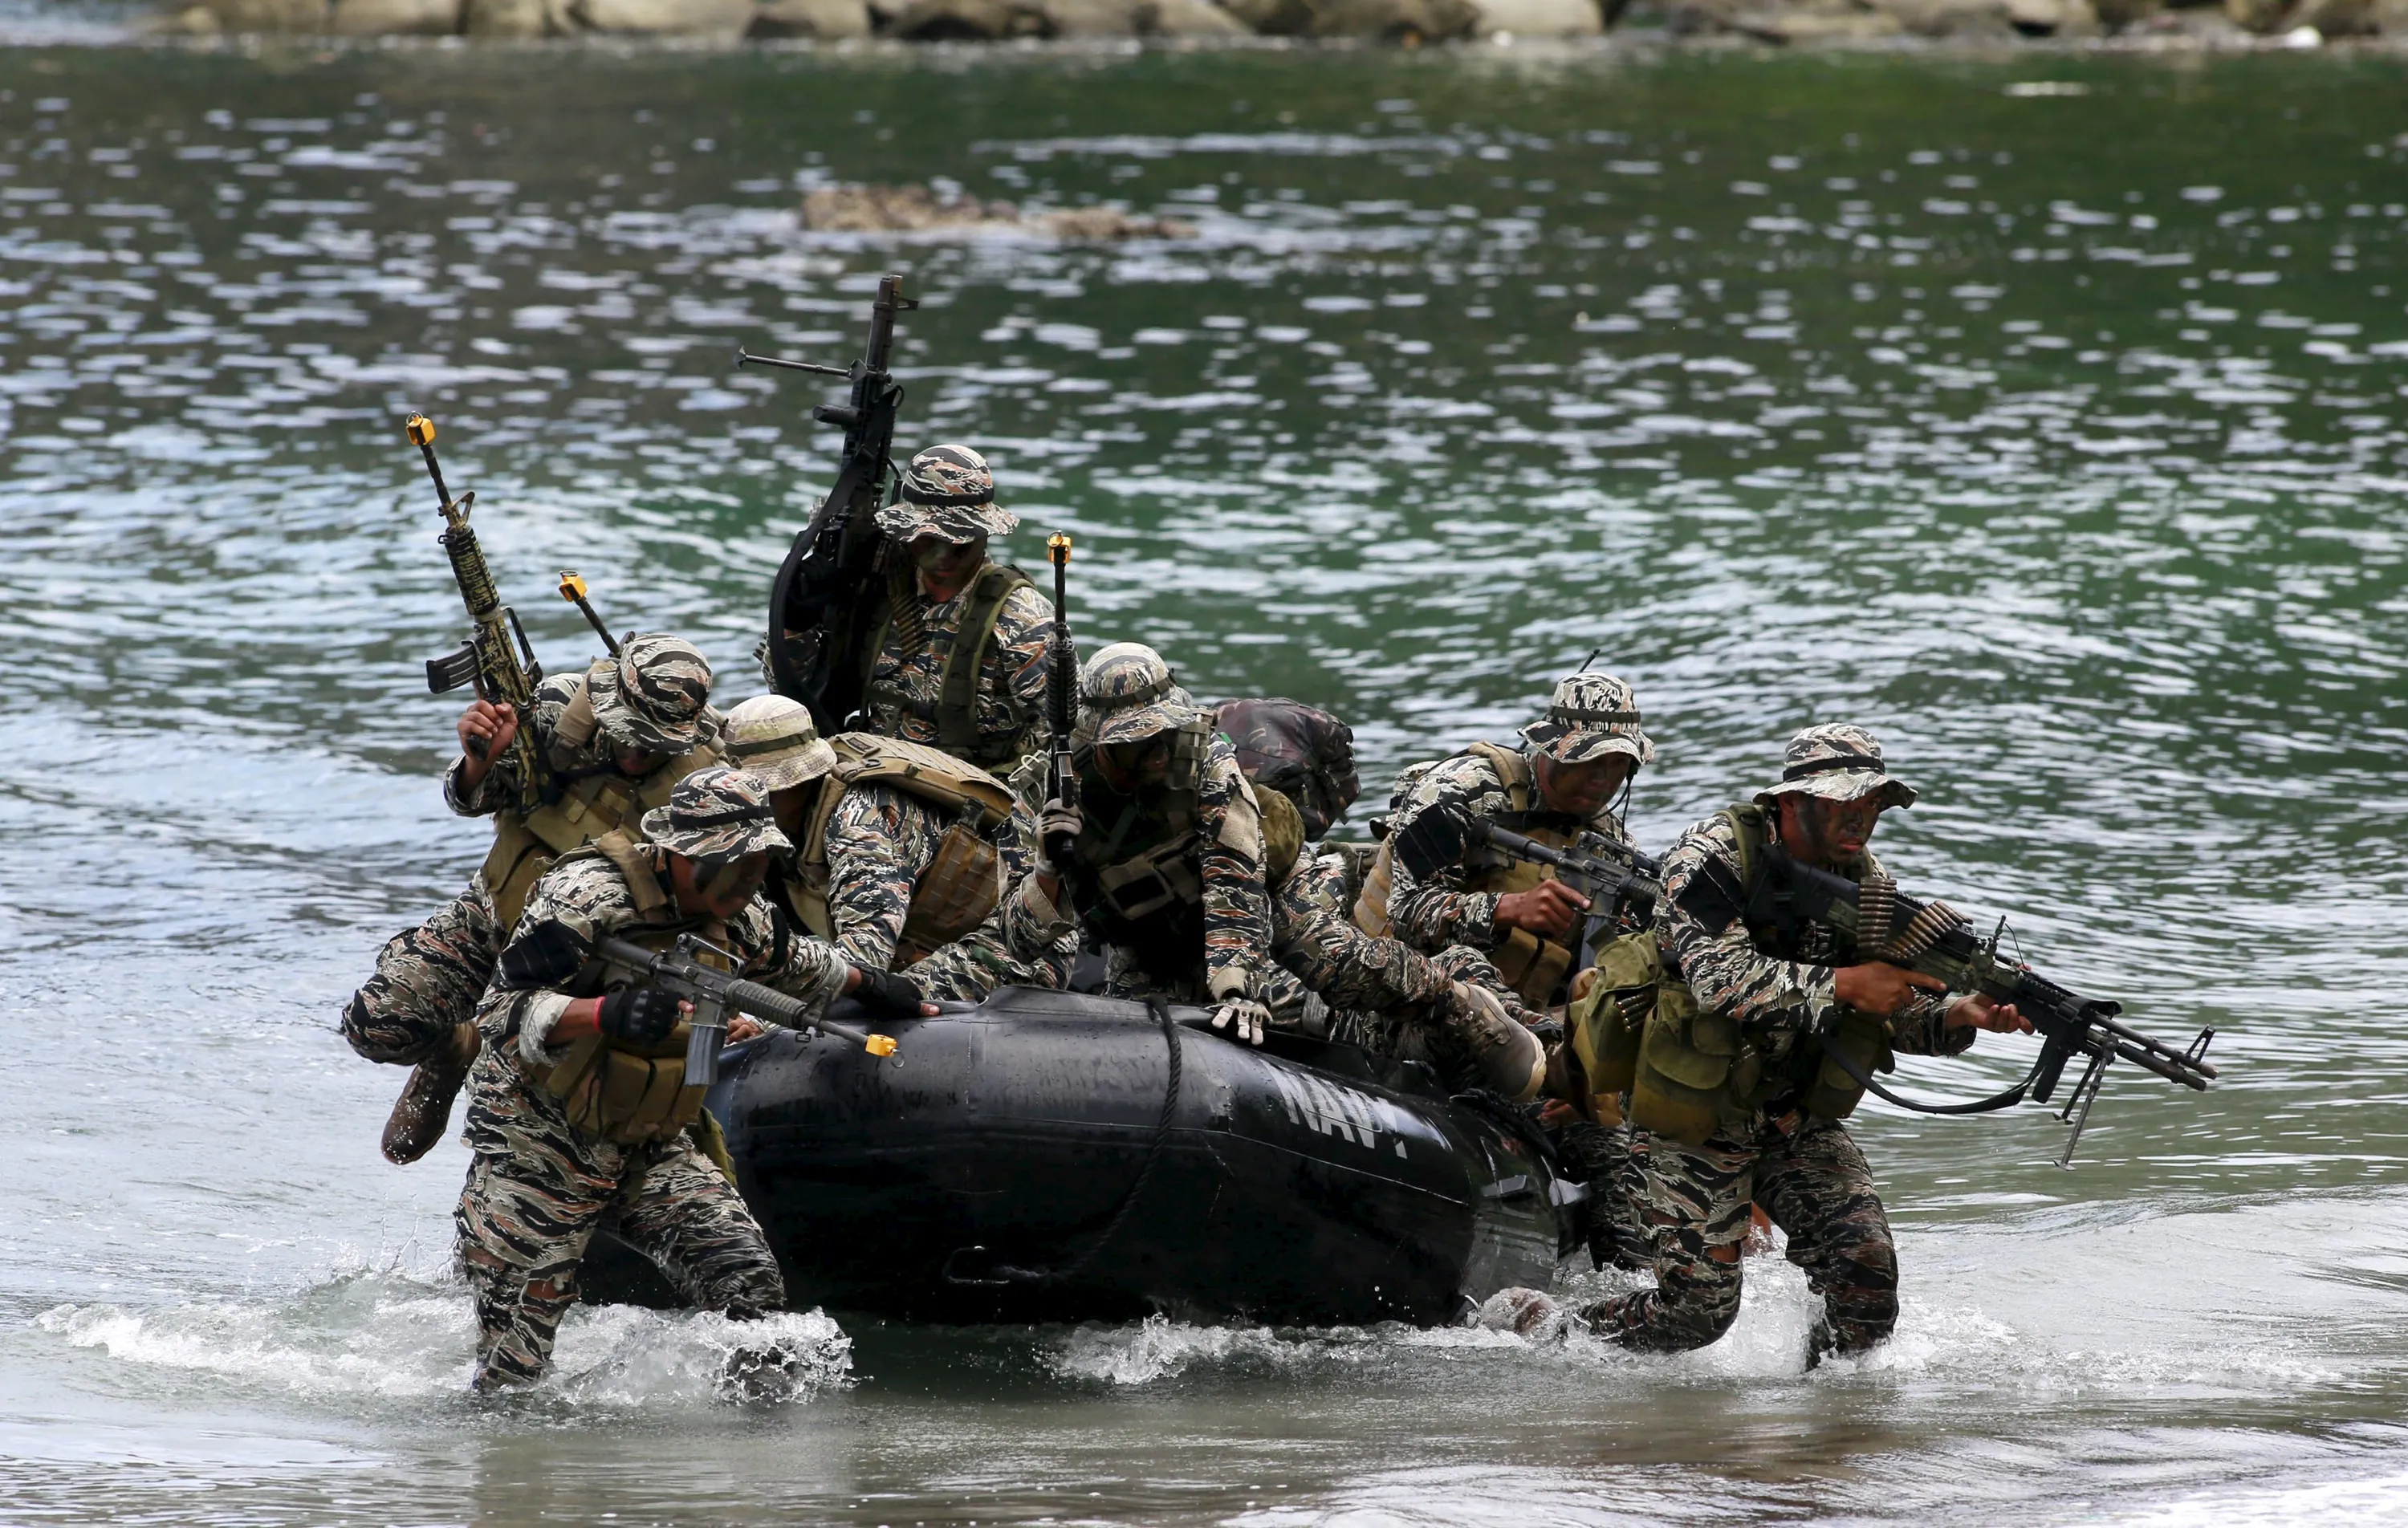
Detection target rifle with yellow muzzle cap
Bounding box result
[406,412,547,815]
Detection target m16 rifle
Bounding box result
[1391,804,1662,970]
[1743,846,2217,1165]
[406,413,544,815]
[1043,533,1079,868]
[594,933,900,1090]
[1476,821,1664,969]
[746,274,917,738]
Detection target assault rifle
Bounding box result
[1743,846,2217,1165]
[747,274,917,738]
[406,413,544,815]
[596,933,900,1089]
[1392,805,1662,969]
[1477,822,1664,968]
[1043,533,1079,867]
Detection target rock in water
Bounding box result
[1467,0,1603,35]
[884,0,1052,35]
[1045,0,1249,31]
[568,0,753,32]
[328,0,459,32]
[802,184,1196,240]
[462,0,555,33]
[750,0,872,29]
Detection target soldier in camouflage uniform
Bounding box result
[458,766,925,1392]
[1363,671,1654,1013]
[1560,725,2032,1362]
[344,634,724,1166]
[1028,643,1275,1042]
[849,444,1058,774]
[722,696,1078,1002]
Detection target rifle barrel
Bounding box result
[735,347,851,378]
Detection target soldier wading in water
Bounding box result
[344,635,726,1165]
[1491,725,2032,1363]
[458,766,929,1393]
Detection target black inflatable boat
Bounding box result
[588,985,1580,1326]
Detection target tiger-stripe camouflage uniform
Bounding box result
[1372,673,1649,976]
[1579,726,1978,1360]
[1268,847,1545,1098]
[820,779,1077,999]
[853,444,1057,773]
[458,770,848,1390]
[344,635,723,1164]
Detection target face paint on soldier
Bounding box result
[909,532,986,603]
[613,743,667,778]
[1532,753,1636,818]
[671,850,771,920]
[1095,734,1173,792]
[769,784,811,839]
[1776,792,1886,869]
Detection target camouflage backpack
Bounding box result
[1214,697,1362,841]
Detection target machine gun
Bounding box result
[1042,532,1079,867]
[406,413,544,815]
[747,274,917,738]
[1743,846,2217,1165]
[595,933,900,1089]
[1474,821,1664,969]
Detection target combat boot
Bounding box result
[382,1021,480,1164]
[1444,982,1548,1102]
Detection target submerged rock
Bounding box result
[802,184,1198,239]
[749,0,873,30]
[1466,0,1604,35]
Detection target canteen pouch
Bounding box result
[1629,984,1745,1148]
[540,1023,708,1146]
[1569,931,1661,1098]
[1803,1007,1895,1123]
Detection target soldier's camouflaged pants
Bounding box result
[1323,945,1522,1093]
[343,883,502,1066]
[454,1132,784,1388]
[1581,1116,1898,1355]
[1553,1118,1649,1271]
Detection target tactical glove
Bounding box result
[597,985,683,1045]
[1210,997,1272,1047]
[1037,797,1084,877]
[852,967,924,1020]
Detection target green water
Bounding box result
[3,39,2407,1526]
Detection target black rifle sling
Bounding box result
[1814,1038,2042,1116]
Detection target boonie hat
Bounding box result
[590,634,715,755]
[873,443,1019,545]
[1518,672,1657,767]
[1076,642,1198,750]
[640,766,792,863]
[720,695,838,791]
[1754,723,1918,811]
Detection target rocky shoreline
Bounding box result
[141,0,2408,47]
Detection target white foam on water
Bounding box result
[2097,1469,2408,1526]
[35,1270,852,1410]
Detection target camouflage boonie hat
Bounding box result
[1076,641,1199,749]
[872,443,1018,545]
[720,695,837,792]
[1518,671,1657,767]
[589,634,714,755]
[1755,723,1918,811]
[639,766,792,862]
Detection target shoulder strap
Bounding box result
[827,732,1017,830]
[588,829,671,916]
[935,563,1033,757]
[1718,803,1773,897]
[1463,741,1534,814]
[547,671,598,770]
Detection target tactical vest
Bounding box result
[1064,717,1221,982]
[529,832,729,1146]
[478,670,722,929]
[1606,803,1895,1146]
[782,734,1019,969]
[1352,742,1580,1009]
[860,561,1035,770]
